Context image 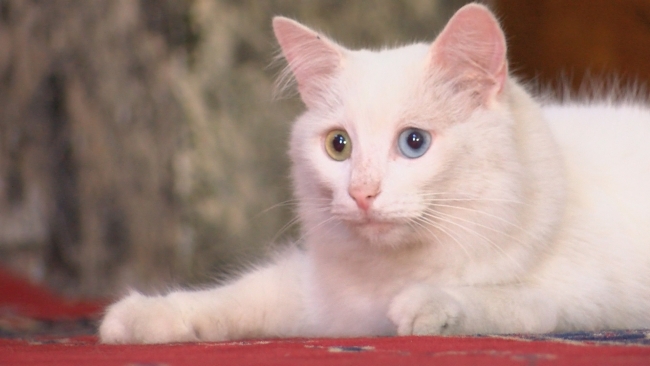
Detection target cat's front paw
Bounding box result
[99,292,202,344]
[388,285,465,336]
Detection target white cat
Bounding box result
[99,4,650,343]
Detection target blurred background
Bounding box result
[1,0,649,298]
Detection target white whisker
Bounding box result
[257,197,330,216]
[294,216,339,246]
[264,196,333,243]
[424,203,531,244]
[420,210,525,279]
[408,219,443,247]
[413,216,471,259]
[270,215,302,243]
[420,196,527,206]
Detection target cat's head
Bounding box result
[274,4,525,249]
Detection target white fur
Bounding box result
[100,4,650,343]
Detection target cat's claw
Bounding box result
[388,285,465,336]
[99,292,201,344]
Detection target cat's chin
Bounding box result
[349,219,411,247]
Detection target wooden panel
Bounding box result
[493,0,650,93]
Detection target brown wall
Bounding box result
[493,0,650,94]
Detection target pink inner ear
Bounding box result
[273,17,343,108]
[431,4,507,94]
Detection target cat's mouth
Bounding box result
[332,205,407,237]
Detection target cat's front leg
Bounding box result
[100,250,308,344]
[387,284,466,335]
[388,283,558,335]
[99,290,217,343]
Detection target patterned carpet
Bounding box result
[515,329,650,346]
[3,307,650,346]
[0,309,98,339]
[2,267,650,365]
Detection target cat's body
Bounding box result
[100,4,650,343]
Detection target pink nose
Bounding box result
[348,186,380,211]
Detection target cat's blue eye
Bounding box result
[398,128,431,159]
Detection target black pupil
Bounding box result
[332,134,347,153]
[407,131,424,150]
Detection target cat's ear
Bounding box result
[430,4,507,102]
[273,17,344,108]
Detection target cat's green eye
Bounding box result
[325,129,352,161]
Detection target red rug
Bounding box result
[2,267,650,365]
